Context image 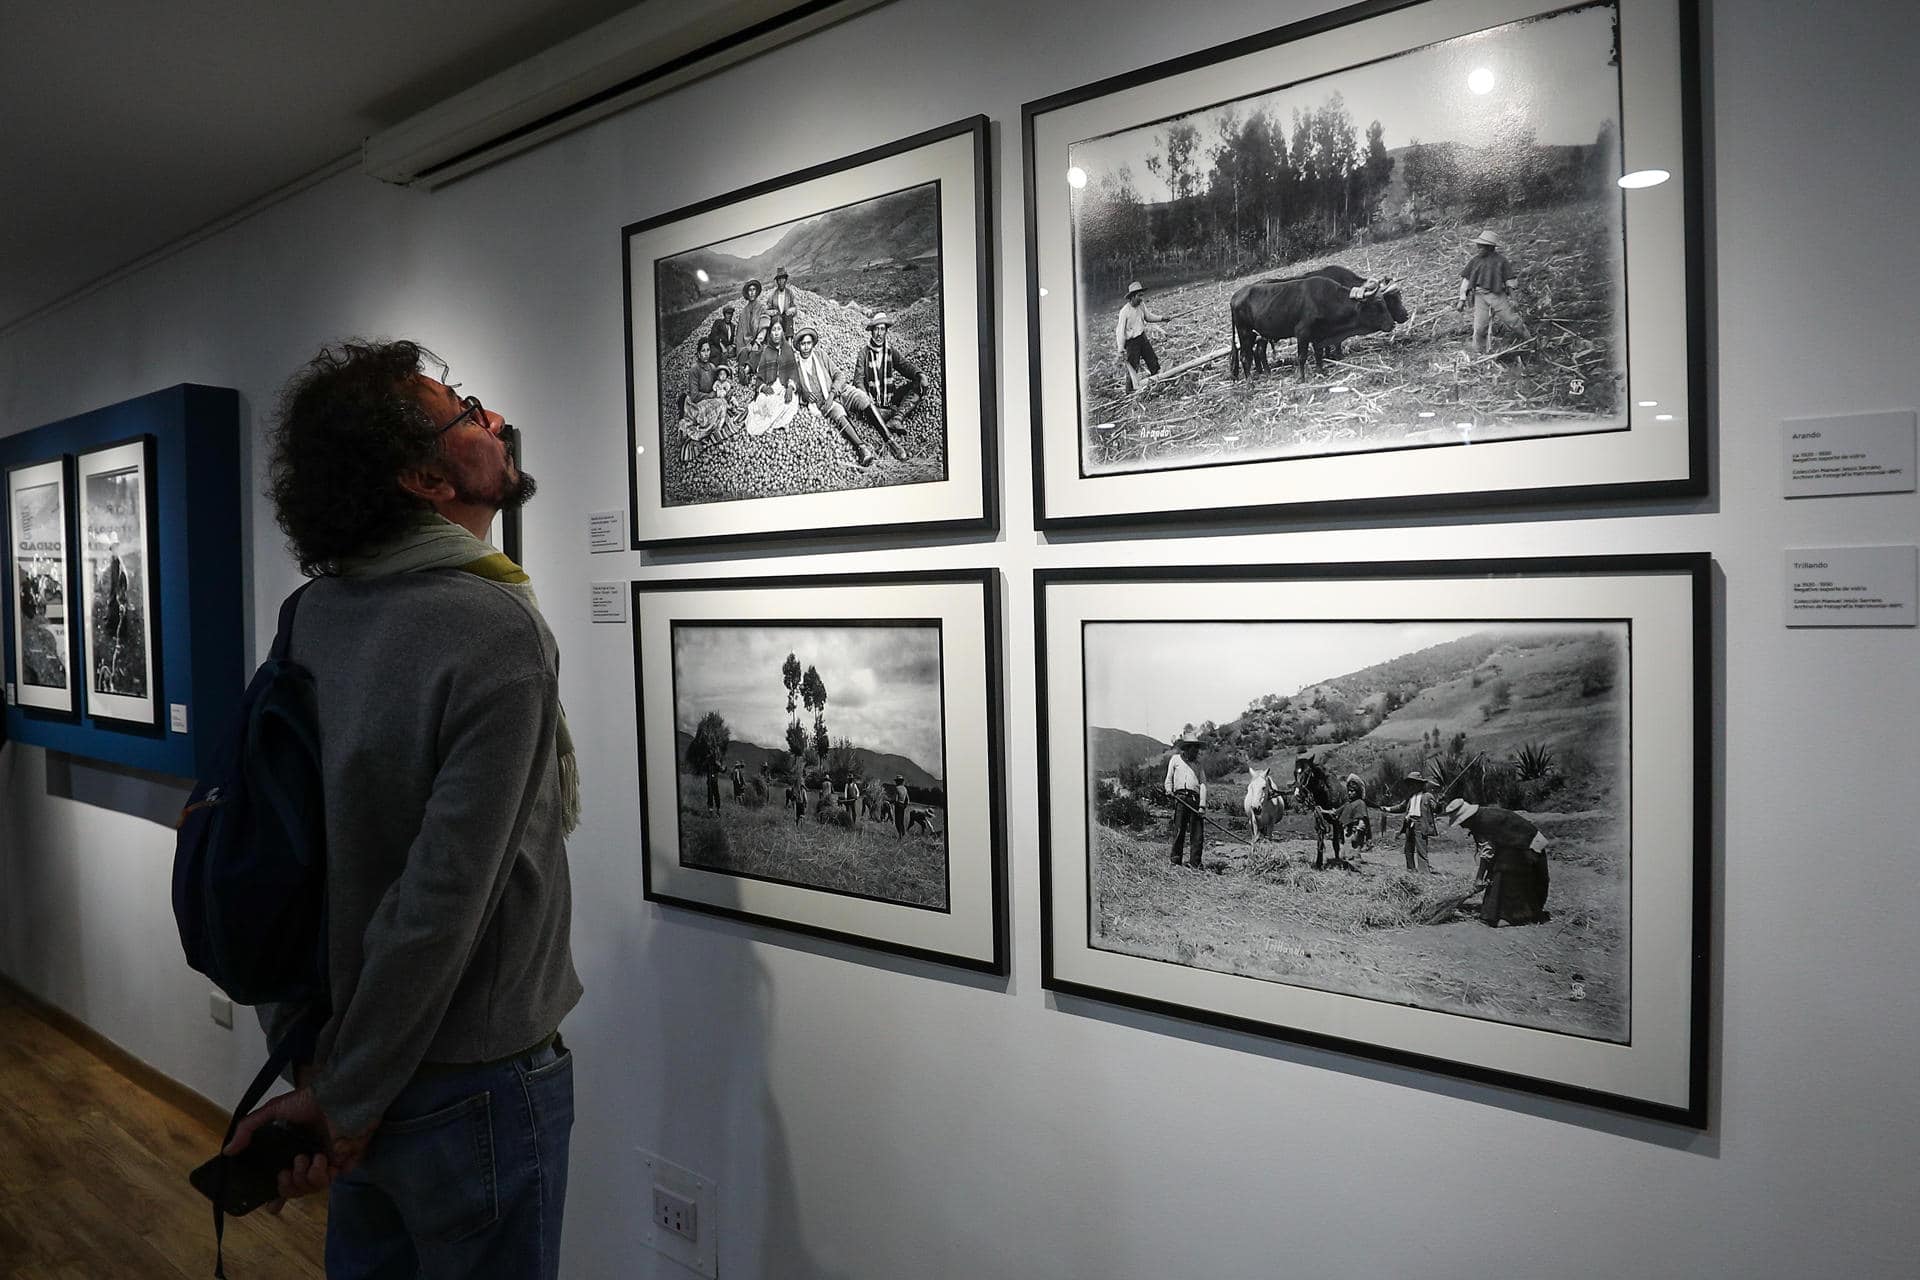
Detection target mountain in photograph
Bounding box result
[1088,726,1171,773]
[1185,628,1624,804]
[658,186,938,305]
[674,730,942,790]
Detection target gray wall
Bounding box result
[4,0,1918,1275]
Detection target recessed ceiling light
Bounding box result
[1618,169,1671,189]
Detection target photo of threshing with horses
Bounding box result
[1066,1,1628,475]
[671,621,952,910]
[1082,618,1632,1042]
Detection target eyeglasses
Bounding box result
[434,394,488,436]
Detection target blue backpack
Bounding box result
[172,584,330,1272]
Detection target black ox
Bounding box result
[1229,270,1406,381]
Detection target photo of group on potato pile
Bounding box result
[671,621,952,911]
[1082,617,1631,1042]
[1067,2,1628,475]
[653,182,949,506]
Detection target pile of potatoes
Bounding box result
[657,285,948,505]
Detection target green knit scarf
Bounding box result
[340,513,580,834]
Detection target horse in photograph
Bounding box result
[1229,273,1404,381]
[1244,768,1286,846]
[1292,755,1349,870]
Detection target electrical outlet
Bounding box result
[652,1186,696,1242]
[209,992,234,1028]
[637,1149,716,1277]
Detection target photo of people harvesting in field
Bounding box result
[671,621,951,910]
[1082,618,1632,1043]
[1067,1,1628,475]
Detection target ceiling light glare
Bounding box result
[1655,413,1675,421]
[1039,287,1049,297]
[1468,68,1496,94]
[1617,169,1670,189]
[1067,166,1088,189]
[1637,400,1659,407]
[695,269,709,283]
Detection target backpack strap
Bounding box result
[269,581,315,663]
[211,1004,325,1278]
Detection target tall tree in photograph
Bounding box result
[801,664,830,757]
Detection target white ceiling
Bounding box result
[0,0,647,332]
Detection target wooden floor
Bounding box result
[0,984,327,1278]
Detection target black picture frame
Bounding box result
[633,567,1008,974]
[4,453,81,720]
[74,434,164,732]
[1035,553,1710,1125]
[622,116,999,551]
[1022,0,1707,531]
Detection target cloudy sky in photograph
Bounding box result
[1069,2,1620,203]
[674,623,946,776]
[1083,620,1496,741]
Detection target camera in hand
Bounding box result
[188,1121,327,1217]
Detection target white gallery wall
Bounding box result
[3,0,1917,1274]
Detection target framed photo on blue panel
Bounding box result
[6,455,80,717]
[75,436,162,729]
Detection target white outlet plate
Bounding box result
[637,1149,716,1277]
[209,991,234,1029]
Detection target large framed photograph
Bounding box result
[624,116,996,549]
[75,437,161,729]
[1024,0,1704,528]
[633,569,1006,973]
[1037,554,1709,1124]
[5,456,79,716]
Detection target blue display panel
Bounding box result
[1,384,242,780]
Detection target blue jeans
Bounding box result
[325,1039,574,1279]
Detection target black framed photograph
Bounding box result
[623,116,996,549]
[75,436,161,728]
[1023,0,1704,528]
[6,455,79,716]
[1036,554,1708,1124]
[633,569,1006,973]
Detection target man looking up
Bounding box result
[232,338,582,1280]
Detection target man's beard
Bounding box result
[455,469,537,512]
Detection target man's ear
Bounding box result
[397,465,453,505]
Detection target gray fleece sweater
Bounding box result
[274,570,582,1137]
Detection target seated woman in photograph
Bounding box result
[744,325,800,436]
[678,361,743,462]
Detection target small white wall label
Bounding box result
[1783,410,1916,498]
[590,583,628,624]
[1785,546,1917,627]
[170,704,189,733]
[588,510,625,553]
